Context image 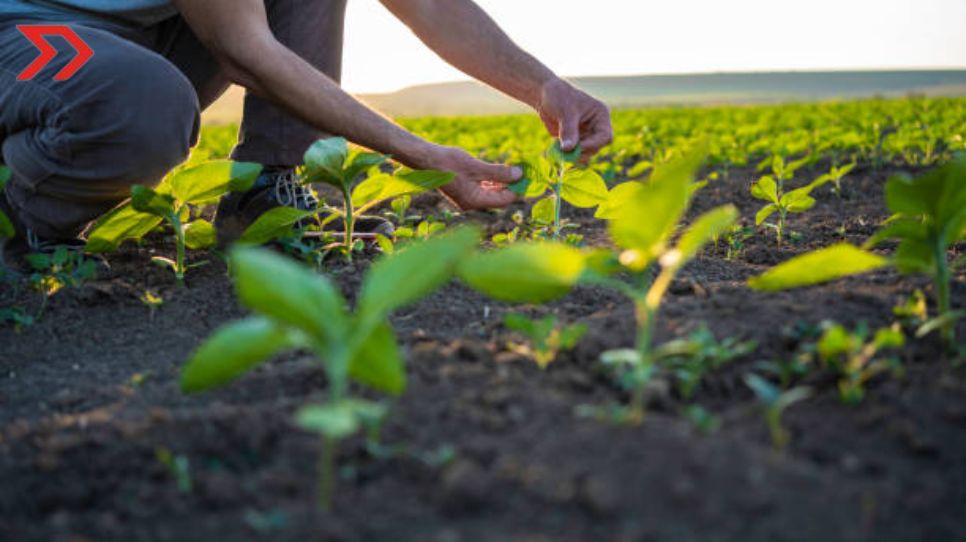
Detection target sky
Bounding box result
[341,0,966,94]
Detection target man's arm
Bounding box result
[380,0,613,159]
[171,0,520,210]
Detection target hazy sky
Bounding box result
[341,0,966,94]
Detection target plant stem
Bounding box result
[552,183,562,240]
[171,212,186,285]
[343,190,355,262]
[934,240,954,347]
[319,435,336,511]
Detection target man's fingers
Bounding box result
[559,115,581,151]
[472,187,519,209]
[480,163,523,185]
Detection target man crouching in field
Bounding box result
[0,0,613,266]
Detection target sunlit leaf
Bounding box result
[184,219,217,250]
[169,161,262,204]
[459,242,586,303]
[348,321,405,395]
[239,207,317,246]
[560,169,608,208]
[748,244,889,291]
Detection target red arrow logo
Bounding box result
[16,25,94,81]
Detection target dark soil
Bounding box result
[1,164,964,542]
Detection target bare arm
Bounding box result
[381,0,613,158]
[171,0,520,209]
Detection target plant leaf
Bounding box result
[184,220,217,250]
[352,169,453,209]
[0,166,10,188]
[303,137,349,188]
[547,141,582,164]
[531,197,556,224]
[239,207,317,246]
[169,161,262,205]
[349,321,405,395]
[85,204,164,253]
[748,244,889,291]
[131,185,176,218]
[560,169,609,208]
[755,204,779,226]
[458,242,587,304]
[342,150,388,185]
[672,205,739,267]
[295,402,360,440]
[594,181,641,219]
[751,176,779,203]
[0,211,14,238]
[230,247,348,343]
[181,316,298,393]
[357,226,480,322]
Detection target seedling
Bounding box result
[744,374,812,450]
[813,162,856,197]
[509,141,608,239]
[461,146,739,422]
[25,246,97,318]
[749,154,966,348]
[87,161,262,283]
[303,137,454,261]
[816,322,905,405]
[684,405,721,434]
[140,290,164,321]
[722,224,754,261]
[750,174,830,245]
[503,313,588,369]
[181,226,479,510]
[654,326,757,399]
[156,447,192,493]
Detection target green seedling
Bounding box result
[503,313,588,369]
[384,195,421,227]
[302,137,454,261]
[181,226,479,510]
[156,447,192,493]
[744,373,812,450]
[756,153,813,189]
[25,246,97,318]
[684,405,721,434]
[0,307,34,331]
[750,154,966,348]
[813,162,856,197]
[654,326,757,399]
[722,224,754,261]
[461,146,739,422]
[87,161,262,283]
[816,322,905,405]
[509,141,608,239]
[750,174,830,245]
[893,289,928,330]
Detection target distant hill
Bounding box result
[202,70,966,123]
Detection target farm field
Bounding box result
[1,97,965,541]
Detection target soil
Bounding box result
[1,163,964,542]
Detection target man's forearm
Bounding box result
[381,0,558,108]
[172,0,439,169]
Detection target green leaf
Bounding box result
[184,220,217,250]
[547,141,582,164]
[531,197,556,224]
[873,326,905,350]
[608,146,704,261]
[169,161,262,205]
[0,166,10,189]
[517,155,552,197]
[504,313,537,335]
[670,205,739,267]
[356,226,480,322]
[342,150,388,185]
[755,204,779,226]
[181,317,298,393]
[85,204,164,253]
[131,185,176,218]
[750,176,779,203]
[781,188,817,212]
[594,182,641,219]
[748,244,889,291]
[0,211,14,238]
[295,402,360,440]
[239,207,317,246]
[560,169,609,208]
[744,373,781,405]
[303,137,349,188]
[348,321,405,395]
[352,170,454,209]
[230,247,348,343]
[458,242,587,304]
[894,238,934,275]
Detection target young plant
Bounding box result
[815,322,905,405]
[509,141,608,239]
[25,246,98,318]
[303,137,454,261]
[654,326,757,399]
[749,154,966,348]
[722,224,754,261]
[813,162,856,197]
[180,226,479,510]
[86,161,263,283]
[743,374,812,450]
[460,147,740,422]
[750,174,830,245]
[503,312,588,369]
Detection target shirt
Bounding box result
[0,0,177,26]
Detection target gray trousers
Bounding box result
[0,0,346,239]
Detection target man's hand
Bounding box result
[537,78,613,161]
[429,146,522,210]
